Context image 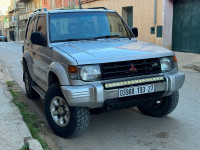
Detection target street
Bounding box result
[0,42,200,150]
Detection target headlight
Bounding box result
[160,57,175,72]
[80,65,101,81]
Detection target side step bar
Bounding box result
[32,85,46,100]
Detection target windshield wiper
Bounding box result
[94,35,122,39]
[52,38,96,43]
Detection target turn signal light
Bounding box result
[68,66,79,73]
[173,56,177,62]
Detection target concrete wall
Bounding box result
[82,0,164,46]
[0,16,7,36]
[25,0,41,13]
[162,0,173,49]
[43,0,50,10]
[49,0,79,9]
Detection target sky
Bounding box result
[0,0,11,15]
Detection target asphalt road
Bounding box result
[0,42,200,150]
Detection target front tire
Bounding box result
[45,84,90,138]
[137,91,179,117]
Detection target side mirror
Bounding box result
[131,27,138,38]
[31,32,44,45]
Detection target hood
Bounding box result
[52,38,174,65]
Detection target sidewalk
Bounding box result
[0,79,31,150]
[175,51,200,67]
[14,41,24,44]
[0,65,43,150]
[175,51,200,72]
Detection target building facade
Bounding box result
[7,0,79,40]
[0,15,9,36]
[82,0,200,54]
[18,0,42,40]
[4,0,199,54]
[48,0,79,10]
[82,0,171,49]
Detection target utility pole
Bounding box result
[69,0,75,9]
[79,0,82,9]
[73,0,75,9]
[69,0,71,9]
[14,0,19,41]
[1,21,3,36]
[0,10,3,36]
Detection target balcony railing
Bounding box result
[8,2,25,13]
[18,20,26,27]
[81,0,99,4]
[9,21,16,27]
[16,2,25,9]
[3,23,9,29]
[19,12,32,21]
[19,9,26,15]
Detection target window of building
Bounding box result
[122,6,133,27]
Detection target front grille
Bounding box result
[101,58,161,80]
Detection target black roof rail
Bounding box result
[34,8,48,13]
[88,7,108,10]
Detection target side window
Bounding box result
[36,16,47,45]
[26,17,36,40]
[25,18,31,39]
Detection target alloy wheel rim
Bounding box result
[50,96,70,127]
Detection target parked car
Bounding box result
[0,36,7,42]
[22,7,185,138]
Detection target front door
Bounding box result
[32,15,51,89]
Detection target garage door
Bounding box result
[173,0,200,54]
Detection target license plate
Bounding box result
[118,84,154,98]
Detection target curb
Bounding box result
[24,137,43,150]
[14,41,24,44]
[0,64,43,150]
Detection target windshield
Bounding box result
[50,12,132,42]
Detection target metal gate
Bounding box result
[172,0,200,54]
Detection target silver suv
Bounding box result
[22,7,185,138]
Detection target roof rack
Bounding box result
[88,7,108,10]
[34,8,48,13]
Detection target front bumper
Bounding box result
[61,72,185,108]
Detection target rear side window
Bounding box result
[36,16,47,45]
[26,17,36,40]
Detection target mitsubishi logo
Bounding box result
[129,64,137,72]
[151,63,158,67]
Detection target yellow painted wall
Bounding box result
[82,0,163,46]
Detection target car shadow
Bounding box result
[25,95,185,150]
